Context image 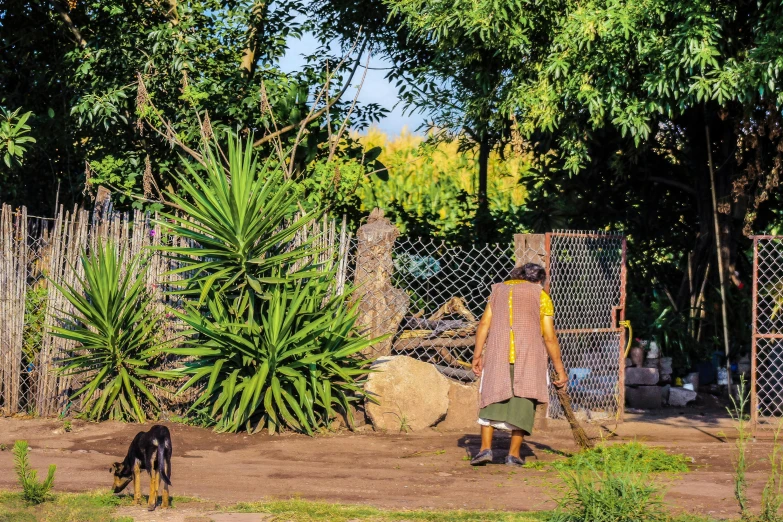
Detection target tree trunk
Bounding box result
[240,1,267,77]
[476,133,490,243]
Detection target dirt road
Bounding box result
[0,410,765,518]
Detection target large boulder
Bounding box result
[365,356,450,431]
[669,387,698,407]
[437,379,479,431]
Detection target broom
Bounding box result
[551,371,593,450]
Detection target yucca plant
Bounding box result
[51,241,175,422]
[159,135,378,433]
[170,274,375,434]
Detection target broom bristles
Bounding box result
[554,383,593,450]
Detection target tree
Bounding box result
[311,0,517,243]
[381,0,783,361]
[0,0,385,214]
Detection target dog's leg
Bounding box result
[132,463,141,505]
[147,470,158,511]
[161,479,170,508]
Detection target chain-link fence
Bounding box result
[546,232,626,423]
[752,236,783,426]
[345,223,627,425]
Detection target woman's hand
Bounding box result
[552,369,568,388]
[472,357,483,376]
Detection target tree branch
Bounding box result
[51,1,87,48]
[649,176,696,195]
[252,38,368,148]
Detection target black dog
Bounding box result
[111,425,172,510]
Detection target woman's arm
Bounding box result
[472,303,492,376]
[542,315,568,387]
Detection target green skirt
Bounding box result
[479,364,537,435]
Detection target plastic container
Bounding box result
[717,367,728,385]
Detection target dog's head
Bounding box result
[110,462,132,493]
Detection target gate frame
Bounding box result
[750,235,783,426]
[545,231,628,422]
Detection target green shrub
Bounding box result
[552,441,691,474]
[547,442,689,522]
[161,135,379,434]
[13,441,55,505]
[50,241,176,422]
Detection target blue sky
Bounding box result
[278,32,426,136]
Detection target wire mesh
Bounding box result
[547,232,625,423]
[752,237,783,426]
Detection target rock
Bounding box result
[668,387,698,407]
[365,356,450,432]
[685,372,700,390]
[625,367,660,386]
[643,358,659,369]
[625,386,662,409]
[437,379,479,431]
[624,357,633,368]
[659,357,673,375]
[661,384,671,405]
[629,346,645,367]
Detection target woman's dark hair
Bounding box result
[507,263,547,284]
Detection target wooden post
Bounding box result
[353,209,409,358]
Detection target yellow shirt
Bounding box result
[503,280,555,364]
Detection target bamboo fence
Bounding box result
[0,204,347,418]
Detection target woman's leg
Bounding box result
[509,430,525,458]
[479,425,494,451]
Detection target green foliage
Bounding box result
[355,128,529,244]
[726,377,752,516]
[0,108,35,169]
[162,136,377,434]
[50,241,175,422]
[22,285,47,364]
[760,423,783,522]
[547,442,675,522]
[551,442,691,474]
[0,490,134,522]
[13,441,55,505]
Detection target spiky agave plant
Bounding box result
[51,241,175,422]
[159,135,378,433]
[170,273,375,434]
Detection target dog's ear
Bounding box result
[110,462,121,474]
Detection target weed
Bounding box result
[760,422,783,521]
[0,444,7,451]
[726,376,752,516]
[12,441,55,504]
[547,444,671,522]
[62,420,72,433]
[0,490,133,522]
[550,441,691,474]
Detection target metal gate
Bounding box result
[751,236,783,426]
[546,231,627,422]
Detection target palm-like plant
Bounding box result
[51,241,175,422]
[170,274,374,433]
[160,135,377,433]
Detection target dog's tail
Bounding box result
[157,439,172,486]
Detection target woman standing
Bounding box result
[470,263,568,466]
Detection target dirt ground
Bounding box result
[0,405,774,520]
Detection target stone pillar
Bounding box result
[353,209,409,358]
[513,233,547,267]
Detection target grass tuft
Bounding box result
[552,441,691,474]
